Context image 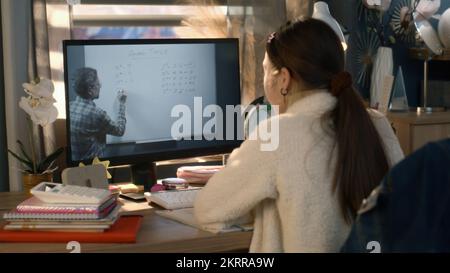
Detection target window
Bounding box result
[70,3,228,39]
[46,1,228,119]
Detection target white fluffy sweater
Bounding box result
[194,91,404,252]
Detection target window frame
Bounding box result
[76,0,228,5]
[69,1,229,31]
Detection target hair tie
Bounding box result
[330,71,352,96]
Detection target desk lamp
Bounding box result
[312,1,347,51]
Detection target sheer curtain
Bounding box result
[31,0,71,182]
[30,0,70,157]
[28,0,50,167]
[181,0,312,105]
[226,0,284,104]
[1,0,70,190]
[286,0,313,21]
[229,0,312,104]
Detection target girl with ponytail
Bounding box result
[195,18,404,252]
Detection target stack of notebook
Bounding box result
[176,165,224,184]
[2,195,120,232]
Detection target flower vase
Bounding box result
[22,173,53,197]
[370,46,393,109]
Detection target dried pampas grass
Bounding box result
[176,0,228,38]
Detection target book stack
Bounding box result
[2,195,120,232]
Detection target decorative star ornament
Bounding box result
[79,157,112,179]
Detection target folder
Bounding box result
[0,216,142,243]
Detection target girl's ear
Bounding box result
[279,67,291,90]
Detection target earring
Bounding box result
[280,88,289,105]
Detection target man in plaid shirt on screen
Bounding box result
[70,67,127,161]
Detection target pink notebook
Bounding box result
[3,202,118,220]
[16,196,116,213]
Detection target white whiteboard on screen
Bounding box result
[82,44,217,144]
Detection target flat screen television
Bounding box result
[63,38,242,187]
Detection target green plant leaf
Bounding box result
[16,140,32,162]
[8,149,34,172]
[37,147,64,173]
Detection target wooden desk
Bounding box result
[0,192,252,253]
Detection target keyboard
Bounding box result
[144,189,201,210]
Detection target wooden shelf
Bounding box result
[387,111,450,155]
[387,110,450,125]
[409,47,450,61]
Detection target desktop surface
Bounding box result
[0,192,251,253]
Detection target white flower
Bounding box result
[19,78,58,127]
[22,78,56,102]
[19,97,58,126]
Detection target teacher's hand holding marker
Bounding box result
[117,89,128,104]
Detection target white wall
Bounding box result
[1,0,32,191]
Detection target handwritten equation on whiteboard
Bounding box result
[161,62,197,95]
[114,63,133,89]
[127,48,168,59]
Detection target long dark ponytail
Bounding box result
[266,18,389,223]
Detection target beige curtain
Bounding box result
[286,0,313,21]
[29,0,53,160]
[29,0,71,179]
[180,0,312,105]
[28,0,50,163]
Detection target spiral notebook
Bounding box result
[3,203,119,221]
[15,196,117,214]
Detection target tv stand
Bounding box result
[131,162,157,191]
